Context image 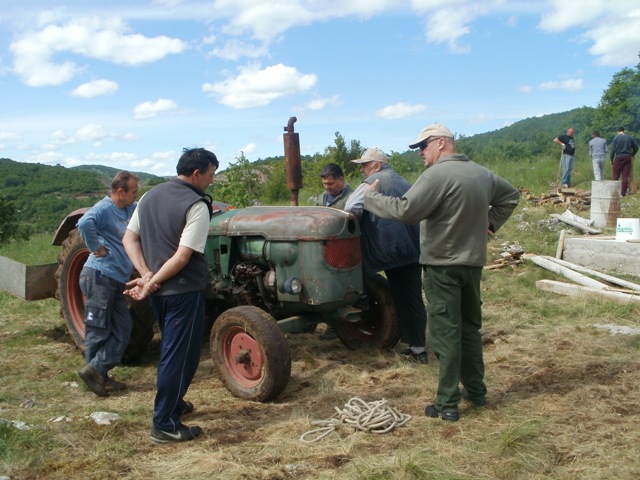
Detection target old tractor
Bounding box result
[52,118,400,402]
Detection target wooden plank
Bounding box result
[539,255,640,291]
[555,229,566,259]
[536,279,640,305]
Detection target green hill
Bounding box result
[0,159,164,234]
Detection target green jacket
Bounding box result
[316,184,354,210]
[364,153,519,267]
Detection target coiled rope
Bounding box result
[300,397,412,444]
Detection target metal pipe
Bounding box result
[283,116,302,206]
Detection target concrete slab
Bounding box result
[562,237,640,278]
[0,256,57,300]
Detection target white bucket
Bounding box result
[615,218,640,241]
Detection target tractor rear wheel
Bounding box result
[210,306,291,402]
[55,228,155,363]
[335,273,401,350]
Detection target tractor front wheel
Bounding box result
[336,273,401,350]
[210,306,291,402]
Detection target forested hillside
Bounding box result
[0,159,162,235]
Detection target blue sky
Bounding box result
[1,0,639,176]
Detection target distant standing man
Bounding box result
[610,126,639,196]
[315,163,354,340]
[588,131,608,181]
[344,148,427,363]
[363,124,519,421]
[553,127,576,187]
[123,147,218,444]
[76,171,139,397]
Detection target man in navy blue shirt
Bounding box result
[610,126,639,196]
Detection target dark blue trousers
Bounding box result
[385,263,427,348]
[150,290,205,432]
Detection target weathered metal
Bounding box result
[283,116,302,206]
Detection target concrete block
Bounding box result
[562,237,640,277]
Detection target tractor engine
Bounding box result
[205,206,363,321]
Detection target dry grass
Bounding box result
[2,201,640,480]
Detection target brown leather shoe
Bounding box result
[105,375,127,392]
[79,366,109,397]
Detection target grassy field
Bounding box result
[2,176,640,479]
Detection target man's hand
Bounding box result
[124,276,160,300]
[365,179,380,192]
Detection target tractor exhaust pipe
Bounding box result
[283,116,303,206]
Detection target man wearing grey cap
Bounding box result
[345,148,427,363]
[363,124,519,421]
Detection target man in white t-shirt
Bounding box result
[123,147,218,444]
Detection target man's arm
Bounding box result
[488,177,520,233]
[77,208,107,256]
[344,183,366,218]
[123,229,194,300]
[553,136,565,149]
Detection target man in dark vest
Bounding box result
[123,147,218,444]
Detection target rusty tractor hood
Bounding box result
[209,206,359,241]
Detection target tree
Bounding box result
[213,152,266,207]
[324,132,365,177]
[0,194,30,245]
[593,63,640,137]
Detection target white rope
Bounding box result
[299,397,412,444]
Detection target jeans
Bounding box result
[424,265,485,412]
[591,155,606,181]
[79,266,132,377]
[561,154,574,186]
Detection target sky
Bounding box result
[1,1,639,177]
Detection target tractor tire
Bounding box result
[211,306,291,402]
[335,273,401,350]
[55,228,155,363]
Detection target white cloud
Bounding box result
[584,12,640,66]
[376,102,426,120]
[0,132,23,141]
[519,86,533,93]
[10,16,187,86]
[202,63,317,109]
[208,39,268,61]
[71,79,119,98]
[538,0,609,32]
[31,150,66,165]
[240,143,257,155]
[75,123,110,142]
[303,96,342,111]
[133,98,180,119]
[539,79,583,92]
[539,1,640,66]
[86,151,138,163]
[216,2,318,42]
